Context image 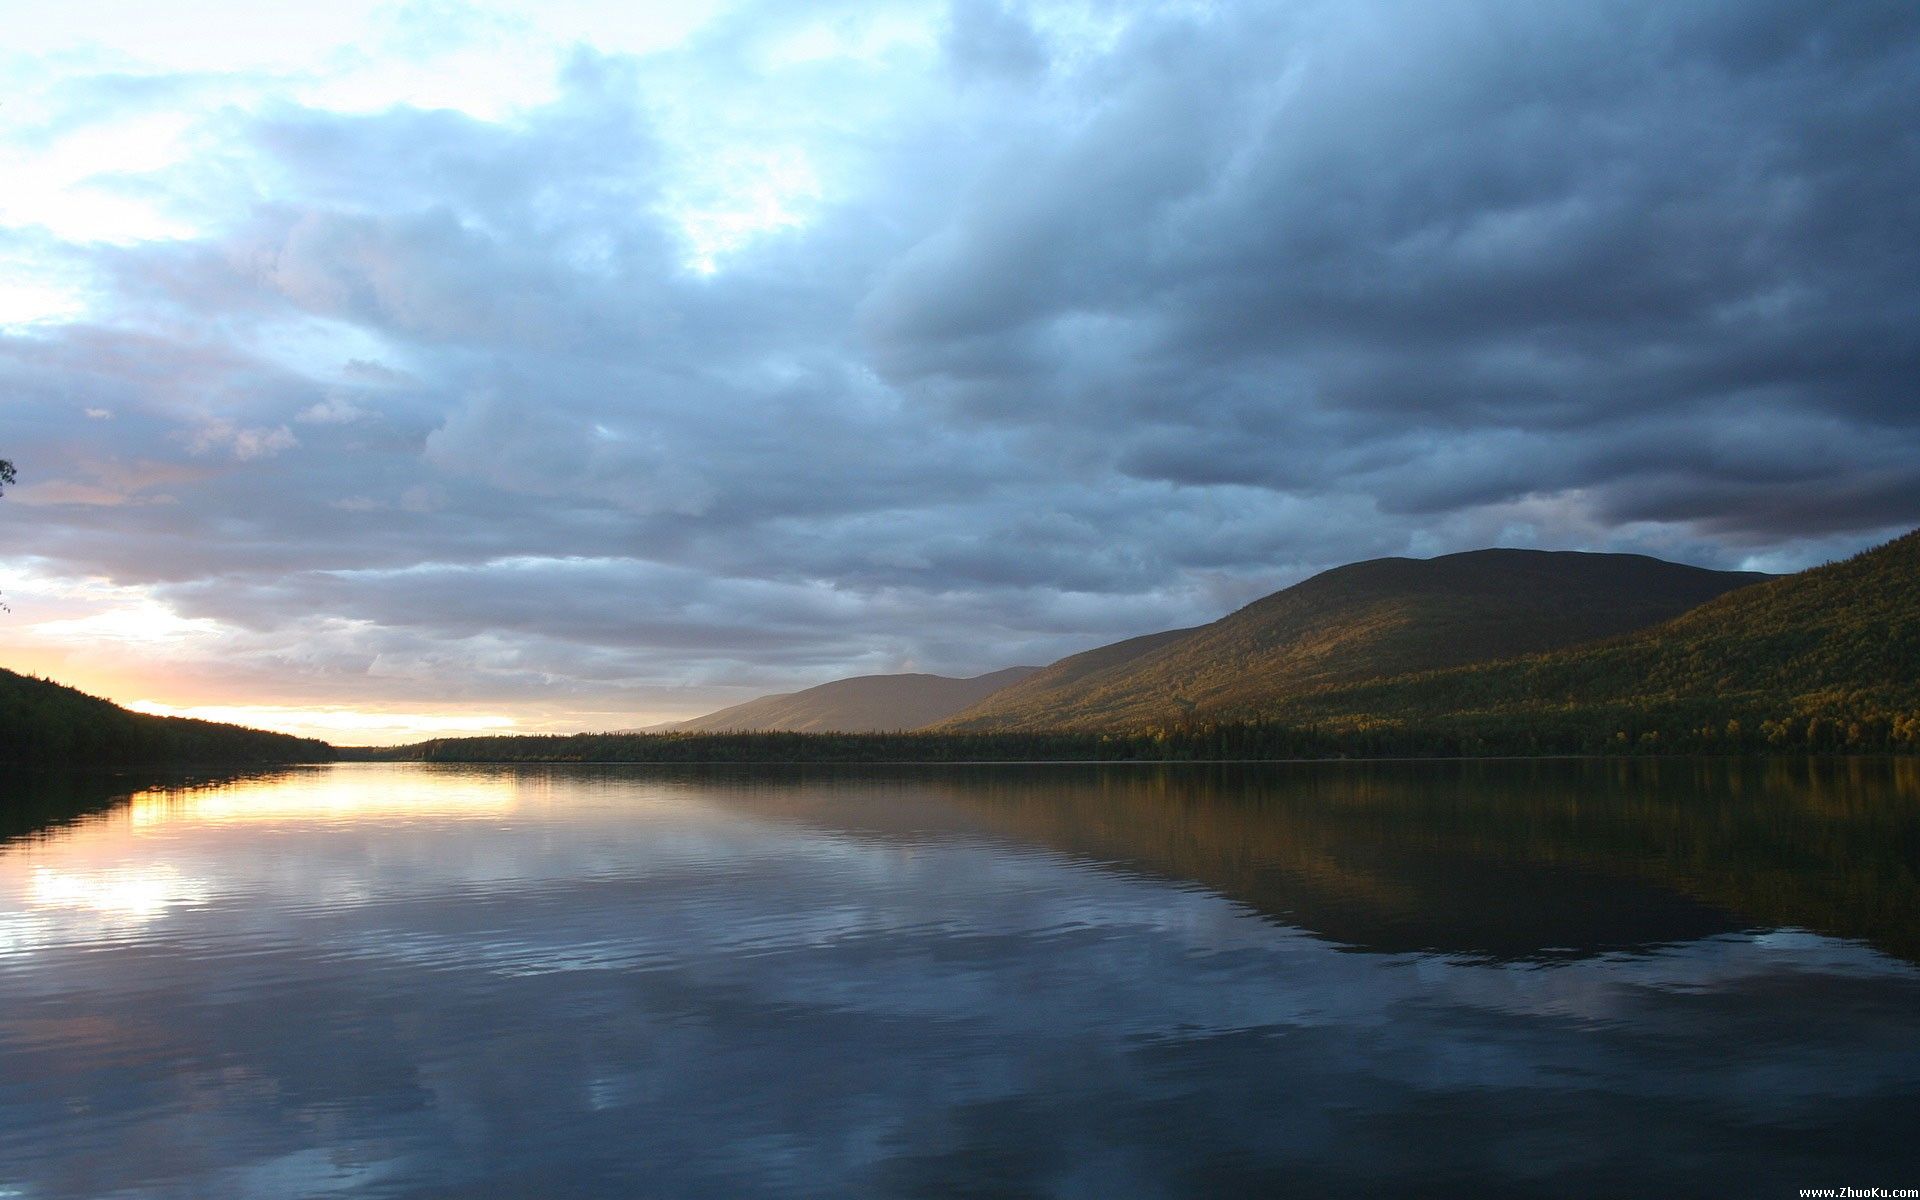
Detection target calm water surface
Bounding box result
[2,759,1918,1197]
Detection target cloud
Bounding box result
[297,394,366,424]
[2,0,1917,727]
[186,421,298,461]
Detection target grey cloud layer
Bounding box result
[4,0,1917,715]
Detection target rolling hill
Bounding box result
[932,627,1201,732]
[0,667,334,765]
[941,550,1771,731]
[1291,527,1920,749]
[379,532,1919,760]
[664,666,1040,733]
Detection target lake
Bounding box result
[3,759,1918,1197]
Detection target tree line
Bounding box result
[366,705,1920,765]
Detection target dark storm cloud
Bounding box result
[872,2,1920,511]
[4,0,1917,717]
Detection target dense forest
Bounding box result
[939,549,1767,731]
[0,668,333,766]
[362,724,1351,764]
[370,705,1917,765]
[1286,528,1920,754]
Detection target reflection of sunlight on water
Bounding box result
[29,863,209,919]
[0,864,213,957]
[129,771,518,827]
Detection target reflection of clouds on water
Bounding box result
[0,764,1918,1197]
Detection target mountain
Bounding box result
[1292,528,1920,749]
[941,549,1770,731]
[665,666,1041,733]
[934,628,1201,732]
[0,667,334,765]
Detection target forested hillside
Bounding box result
[943,550,1768,731]
[0,668,333,765]
[1289,528,1920,753]
[932,628,1199,731]
[371,533,1920,761]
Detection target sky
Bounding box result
[2,0,1917,744]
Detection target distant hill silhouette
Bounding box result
[0,667,333,765]
[664,666,1040,733]
[942,550,1770,731]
